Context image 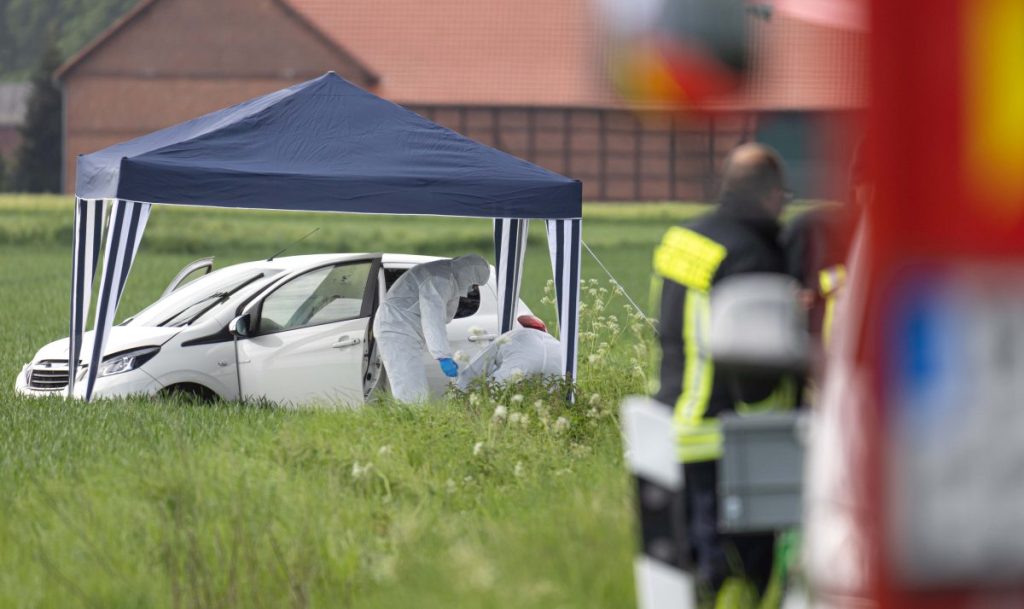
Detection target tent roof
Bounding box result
[76,72,581,219]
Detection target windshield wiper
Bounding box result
[159,292,229,327]
[159,274,265,328]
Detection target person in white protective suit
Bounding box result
[455,325,563,390]
[373,255,491,403]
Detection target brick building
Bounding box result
[56,0,866,200]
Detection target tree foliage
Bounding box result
[0,0,138,81]
[11,41,63,192]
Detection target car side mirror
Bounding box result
[709,274,809,373]
[229,314,252,338]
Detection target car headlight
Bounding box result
[98,347,160,377]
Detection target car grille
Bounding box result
[28,360,71,391]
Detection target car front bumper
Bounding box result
[14,364,162,400]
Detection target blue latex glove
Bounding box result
[438,358,459,378]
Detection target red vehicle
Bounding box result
[805,1,1024,607]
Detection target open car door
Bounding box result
[234,255,382,407]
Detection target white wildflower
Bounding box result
[587,407,599,419]
[506,369,525,383]
[469,326,486,337]
[378,445,393,456]
[469,393,481,406]
[510,394,524,404]
[446,478,458,494]
[588,393,601,406]
[473,441,486,457]
[571,443,592,458]
[509,412,524,426]
[514,461,525,478]
[351,461,373,479]
[554,416,570,434]
[454,350,471,365]
[588,354,602,364]
[491,405,508,423]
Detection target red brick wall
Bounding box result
[62,0,373,191]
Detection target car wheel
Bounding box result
[160,383,219,404]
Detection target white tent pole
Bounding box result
[67,198,106,398]
[493,218,529,334]
[545,218,582,401]
[83,200,151,402]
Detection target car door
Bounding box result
[236,257,381,407]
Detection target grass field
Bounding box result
[0,195,711,608]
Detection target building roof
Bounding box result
[283,0,614,108]
[283,0,866,110]
[728,11,868,110]
[0,83,30,126]
[54,0,378,84]
[56,0,867,111]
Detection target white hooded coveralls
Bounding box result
[373,255,490,403]
[455,327,563,390]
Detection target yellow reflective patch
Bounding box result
[653,227,727,292]
[965,0,1024,217]
[818,264,847,296]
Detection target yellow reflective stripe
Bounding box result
[678,419,723,463]
[673,289,717,463]
[736,375,797,414]
[653,227,727,292]
[823,298,837,346]
[818,264,846,347]
[679,443,723,463]
[675,290,713,423]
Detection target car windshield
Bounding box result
[126,266,280,328]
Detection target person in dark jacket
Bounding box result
[781,139,869,346]
[652,142,796,605]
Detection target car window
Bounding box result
[384,266,481,319]
[127,266,279,327]
[259,262,372,333]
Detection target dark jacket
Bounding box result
[652,205,790,462]
[780,204,856,336]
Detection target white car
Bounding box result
[16,253,535,407]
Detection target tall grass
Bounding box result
[0,195,676,608]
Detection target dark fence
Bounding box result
[407,105,755,202]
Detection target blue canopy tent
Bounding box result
[68,72,582,402]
